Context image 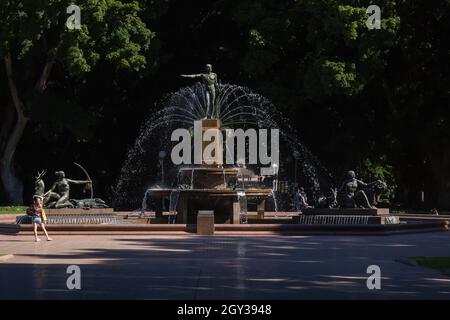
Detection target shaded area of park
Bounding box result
[1,232,450,299]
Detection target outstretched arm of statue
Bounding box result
[180,74,202,78]
[67,179,91,185]
[357,179,368,187]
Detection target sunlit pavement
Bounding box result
[1,232,450,299]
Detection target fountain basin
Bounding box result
[148,188,272,197]
[148,188,272,224]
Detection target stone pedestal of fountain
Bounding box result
[149,188,271,224]
[145,118,274,224]
[197,210,215,235]
[232,201,241,224]
[257,200,266,219]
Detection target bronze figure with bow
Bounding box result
[73,162,93,199]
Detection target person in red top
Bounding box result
[28,195,53,242]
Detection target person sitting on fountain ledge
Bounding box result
[294,187,312,211]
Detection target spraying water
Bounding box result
[115,83,334,209]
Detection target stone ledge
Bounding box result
[15,220,448,235]
[19,224,196,232]
[0,223,20,234]
[0,254,13,261]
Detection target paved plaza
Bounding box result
[1,232,450,299]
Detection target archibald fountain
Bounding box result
[15,64,433,232]
[143,64,276,224]
[115,63,396,225]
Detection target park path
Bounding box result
[1,232,450,299]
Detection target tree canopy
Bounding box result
[0,0,155,204]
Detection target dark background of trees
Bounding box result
[1,0,449,210]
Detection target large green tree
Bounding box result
[0,0,154,204]
[225,0,449,207]
[226,0,399,179]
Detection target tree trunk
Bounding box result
[0,102,15,153]
[1,52,28,204]
[0,116,27,204]
[0,102,16,203]
[1,51,54,204]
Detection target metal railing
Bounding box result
[16,214,118,225]
[297,215,370,225]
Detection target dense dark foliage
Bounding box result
[1,0,449,209]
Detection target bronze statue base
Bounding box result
[44,208,114,214]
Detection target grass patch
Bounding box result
[0,206,27,215]
[412,256,450,272]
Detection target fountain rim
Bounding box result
[177,166,241,175]
[146,188,273,197]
